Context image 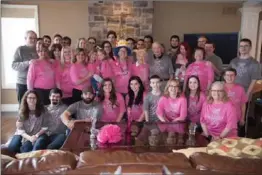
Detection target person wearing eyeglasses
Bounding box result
[229,38,261,99]
[8,90,49,153]
[156,79,187,144]
[223,67,247,137]
[87,37,96,52]
[200,81,238,141]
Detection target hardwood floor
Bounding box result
[1,113,17,144]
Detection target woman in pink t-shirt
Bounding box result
[131,49,149,91]
[200,81,238,140]
[55,46,74,105]
[126,76,146,122]
[70,48,92,103]
[174,42,191,81]
[184,75,206,125]
[111,44,132,96]
[27,45,55,105]
[98,78,125,122]
[50,44,62,68]
[156,79,187,144]
[184,47,214,93]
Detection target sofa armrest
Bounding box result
[2,151,77,174]
[190,152,262,175]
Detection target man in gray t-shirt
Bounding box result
[229,39,261,98]
[12,30,38,104]
[61,86,102,130]
[205,42,223,80]
[45,88,68,149]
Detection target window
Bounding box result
[1,5,39,89]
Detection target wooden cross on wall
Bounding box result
[106,12,131,39]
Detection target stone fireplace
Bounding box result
[88,1,153,44]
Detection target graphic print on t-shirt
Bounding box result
[208,108,222,127]
[236,63,247,77]
[188,101,198,115]
[153,60,165,74]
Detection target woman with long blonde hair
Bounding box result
[156,79,187,144]
[131,49,150,91]
[70,48,93,102]
[55,46,74,105]
[200,81,238,140]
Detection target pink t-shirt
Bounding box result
[187,92,206,123]
[126,92,146,122]
[225,84,248,121]
[55,63,74,98]
[27,59,55,90]
[200,101,238,137]
[111,59,132,94]
[156,95,187,133]
[100,93,125,122]
[96,60,114,79]
[131,63,150,91]
[70,62,90,91]
[185,61,214,92]
[86,62,96,74]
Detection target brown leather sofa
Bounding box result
[2,149,262,175]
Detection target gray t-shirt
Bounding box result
[148,54,174,79]
[46,104,68,135]
[230,57,261,92]
[17,110,49,136]
[143,92,162,122]
[67,100,102,121]
[12,45,38,84]
[206,54,223,80]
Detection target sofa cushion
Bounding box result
[190,152,262,175]
[3,150,77,174]
[15,149,78,160]
[207,137,262,159]
[77,150,192,169]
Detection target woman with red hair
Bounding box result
[173,42,192,82]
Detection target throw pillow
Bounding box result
[172,147,207,158]
[207,137,262,159]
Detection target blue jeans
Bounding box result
[47,134,67,149]
[8,135,22,153]
[91,77,99,93]
[20,134,49,153]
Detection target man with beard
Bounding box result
[44,88,68,149]
[167,35,180,58]
[61,86,102,130]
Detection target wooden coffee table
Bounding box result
[61,121,209,154]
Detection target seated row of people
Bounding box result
[8,67,246,153]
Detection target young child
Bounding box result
[143,75,162,122]
[91,49,114,94]
[223,67,247,137]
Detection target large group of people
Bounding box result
[7,30,261,154]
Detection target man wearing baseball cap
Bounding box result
[61,86,102,130]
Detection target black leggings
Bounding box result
[72,89,82,103]
[34,88,51,105]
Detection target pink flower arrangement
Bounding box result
[97,124,122,144]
